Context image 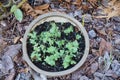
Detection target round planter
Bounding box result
[23,12,89,77]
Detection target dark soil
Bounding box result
[27,21,85,72]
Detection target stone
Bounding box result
[94,72,104,78]
[115,39,120,44]
[79,76,89,80]
[68,12,74,18]
[84,14,92,23]
[90,62,99,74]
[74,10,82,17]
[113,17,120,22]
[111,60,120,76]
[94,77,101,80]
[44,0,51,3]
[88,30,96,38]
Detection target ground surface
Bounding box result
[0,0,120,80]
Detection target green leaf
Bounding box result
[30,51,41,61]
[73,40,79,47]
[76,34,81,40]
[72,47,78,53]
[64,26,73,34]
[60,50,64,56]
[64,55,71,62]
[71,60,76,64]
[14,9,23,22]
[40,45,45,50]
[63,62,69,68]
[65,42,72,49]
[50,23,57,33]
[44,56,55,66]
[47,46,56,53]
[54,52,60,60]
[10,5,18,13]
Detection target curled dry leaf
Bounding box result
[88,0,98,8]
[95,28,107,35]
[72,0,82,6]
[103,0,120,19]
[13,36,20,44]
[90,62,98,74]
[99,38,112,56]
[21,3,45,18]
[0,39,7,53]
[34,4,49,10]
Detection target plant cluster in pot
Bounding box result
[23,12,89,77]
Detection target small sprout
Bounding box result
[64,26,73,34]
[10,5,23,22]
[76,34,81,40]
[73,40,79,48]
[30,51,41,61]
[46,46,56,53]
[60,50,64,56]
[44,56,55,66]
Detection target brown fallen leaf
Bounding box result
[72,0,82,6]
[88,0,98,8]
[65,0,71,3]
[99,38,112,56]
[90,62,98,74]
[34,4,49,10]
[13,36,20,44]
[0,39,7,53]
[95,28,107,35]
[22,3,49,18]
[103,0,120,19]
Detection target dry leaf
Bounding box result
[99,38,112,56]
[96,28,107,35]
[90,62,98,74]
[34,4,49,10]
[65,0,71,3]
[72,0,82,6]
[14,36,20,44]
[0,39,7,53]
[22,3,49,17]
[88,0,98,8]
[103,0,120,19]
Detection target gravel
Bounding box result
[84,14,92,23]
[88,30,97,38]
[111,60,120,76]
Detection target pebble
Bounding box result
[68,12,74,18]
[94,77,101,80]
[113,17,120,22]
[15,73,31,80]
[0,21,7,27]
[115,39,120,44]
[79,76,89,80]
[94,72,104,78]
[84,14,92,23]
[111,60,120,76]
[90,62,99,74]
[74,10,82,17]
[44,0,51,3]
[114,25,120,32]
[50,4,54,9]
[105,23,112,28]
[88,30,96,38]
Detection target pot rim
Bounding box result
[23,12,89,77]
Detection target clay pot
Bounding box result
[23,12,89,77]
